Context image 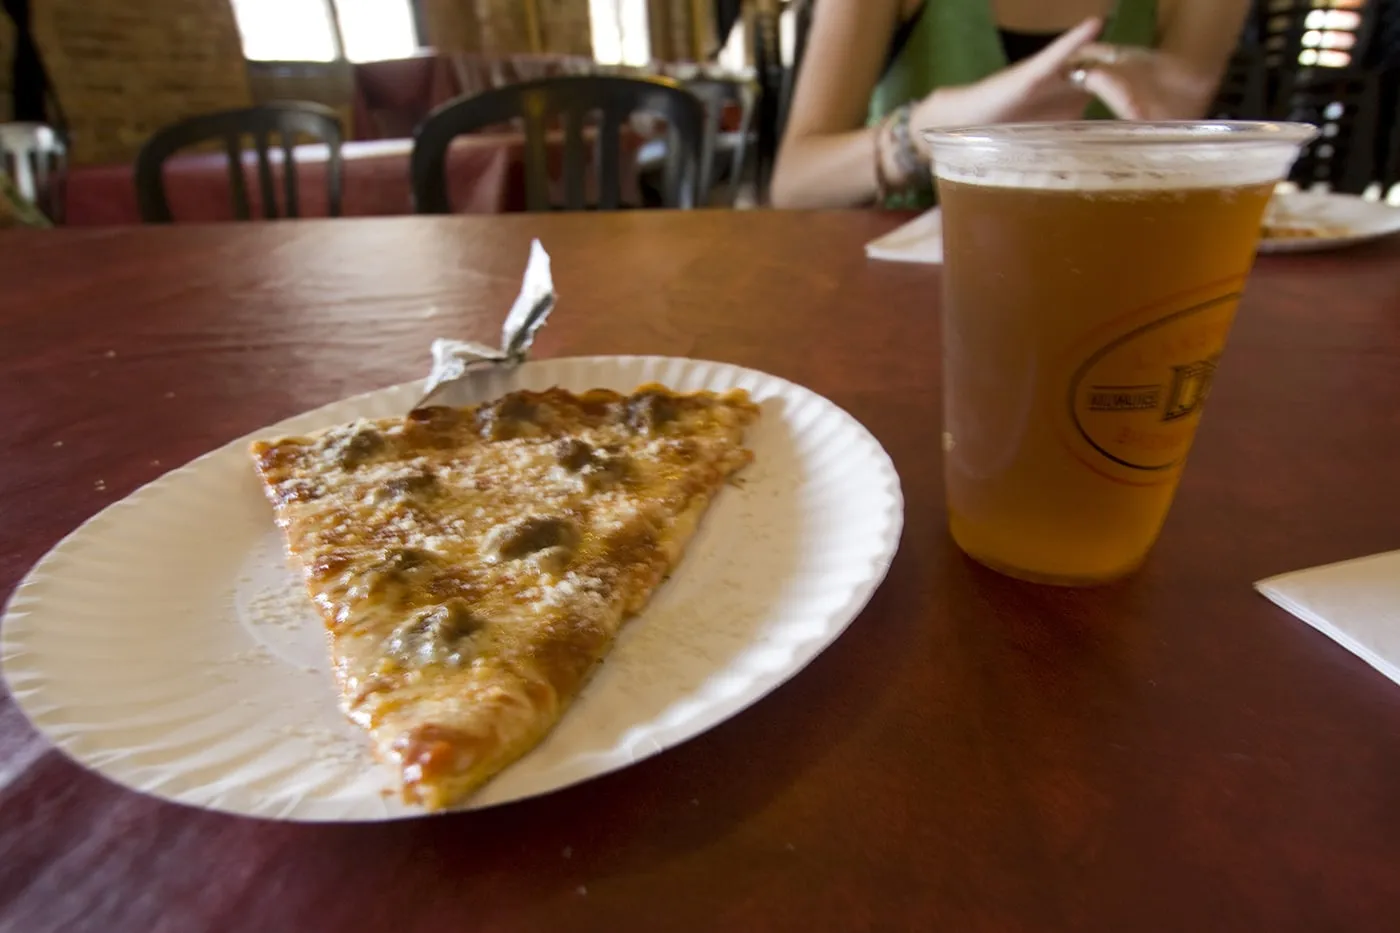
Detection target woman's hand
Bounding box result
[912,17,1103,145]
[1075,46,1221,120]
[770,0,1248,208]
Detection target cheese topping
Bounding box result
[249,384,758,809]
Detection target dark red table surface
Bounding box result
[2,211,1399,932]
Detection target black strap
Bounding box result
[2,0,66,133]
[714,0,743,51]
[882,2,929,80]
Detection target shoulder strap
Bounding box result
[2,0,67,135]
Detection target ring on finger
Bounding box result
[1067,66,1091,90]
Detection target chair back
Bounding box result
[750,8,785,201]
[412,75,704,213]
[686,76,757,204]
[0,122,66,222]
[1279,68,1383,194]
[135,102,343,223]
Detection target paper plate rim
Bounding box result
[1259,191,1400,254]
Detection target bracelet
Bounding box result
[888,103,923,184]
[874,115,893,203]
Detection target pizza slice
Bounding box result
[250,383,759,809]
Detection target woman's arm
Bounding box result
[769,0,904,209]
[1081,0,1253,119]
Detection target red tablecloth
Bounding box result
[64,135,641,225]
[351,55,460,141]
[350,54,597,142]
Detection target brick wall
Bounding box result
[424,0,591,55]
[538,0,593,56]
[648,0,696,62]
[32,0,253,165]
[246,61,354,129]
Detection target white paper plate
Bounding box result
[1259,191,1400,254]
[1,356,903,822]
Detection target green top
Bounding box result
[871,0,1159,206]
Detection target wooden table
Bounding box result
[2,212,1399,931]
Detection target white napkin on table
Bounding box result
[864,208,943,264]
[1256,551,1400,685]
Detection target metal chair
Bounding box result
[411,75,704,213]
[134,102,344,223]
[1278,68,1383,193]
[0,122,66,222]
[750,6,785,201]
[1258,0,1312,72]
[1361,0,1400,194]
[686,76,758,205]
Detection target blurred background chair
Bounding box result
[678,76,757,205]
[1214,0,1396,197]
[134,102,344,223]
[1358,0,1400,197]
[750,3,786,201]
[1278,67,1383,193]
[0,122,66,223]
[412,75,703,213]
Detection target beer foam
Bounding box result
[926,122,1314,192]
[931,150,1294,191]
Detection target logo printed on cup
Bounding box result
[1067,286,1243,476]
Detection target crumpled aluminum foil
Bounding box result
[412,238,556,410]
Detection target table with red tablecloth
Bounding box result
[350,53,597,142]
[64,135,641,226]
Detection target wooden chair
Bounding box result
[411,75,704,213]
[684,76,757,205]
[134,102,344,223]
[0,122,66,222]
[1277,68,1383,194]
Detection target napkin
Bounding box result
[864,209,943,264]
[1255,551,1400,685]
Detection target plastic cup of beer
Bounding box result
[924,121,1316,586]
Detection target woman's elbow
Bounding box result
[769,133,873,208]
[768,153,805,209]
